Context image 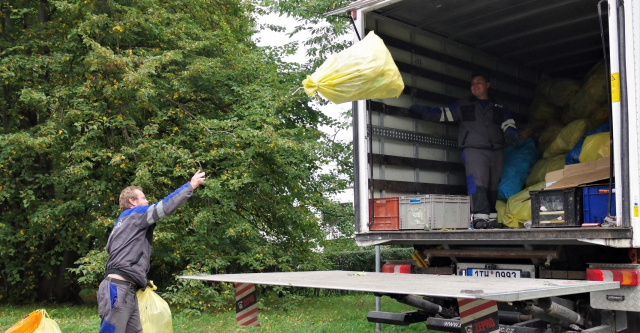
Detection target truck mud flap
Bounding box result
[426,317,542,333]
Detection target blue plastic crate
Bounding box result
[583,186,616,224]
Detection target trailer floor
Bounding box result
[355,227,633,246]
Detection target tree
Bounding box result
[0,0,352,305]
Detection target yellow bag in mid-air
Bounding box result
[302,31,404,104]
[137,281,173,333]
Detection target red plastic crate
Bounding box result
[370,197,399,230]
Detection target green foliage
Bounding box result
[0,0,353,304]
[0,296,439,332]
[261,0,354,67]
[325,247,416,272]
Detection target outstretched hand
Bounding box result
[190,169,206,189]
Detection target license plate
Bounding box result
[466,268,521,278]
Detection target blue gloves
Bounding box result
[505,127,519,146]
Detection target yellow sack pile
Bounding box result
[528,96,558,123]
[502,182,546,228]
[6,309,61,333]
[537,78,581,107]
[590,106,610,125]
[525,155,566,187]
[543,119,593,158]
[579,132,611,163]
[137,281,173,333]
[566,61,608,123]
[537,124,563,154]
[302,31,404,104]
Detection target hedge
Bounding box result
[324,247,415,272]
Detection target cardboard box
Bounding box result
[544,158,611,190]
[545,169,565,188]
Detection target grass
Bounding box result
[0,293,439,332]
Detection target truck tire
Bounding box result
[622,311,640,332]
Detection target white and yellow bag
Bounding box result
[137,281,173,333]
[302,31,404,104]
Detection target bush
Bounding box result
[324,247,415,272]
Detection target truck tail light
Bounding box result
[382,264,412,274]
[587,268,639,286]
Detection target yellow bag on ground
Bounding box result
[543,119,593,158]
[579,132,610,163]
[5,310,44,333]
[302,31,404,104]
[525,155,566,187]
[503,182,546,228]
[6,309,60,333]
[33,317,61,333]
[137,281,173,333]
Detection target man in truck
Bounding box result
[410,74,518,229]
[97,170,206,332]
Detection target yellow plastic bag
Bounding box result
[496,200,507,225]
[302,31,404,104]
[503,182,546,228]
[537,123,563,154]
[567,61,608,122]
[137,281,173,333]
[525,155,566,187]
[6,309,60,333]
[543,119,593,158]
[579,132,610,163]
[590,106,609,125]
[527,95,558,123]
[33,317,61,333]
[5,310,44,333]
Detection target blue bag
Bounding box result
[498,139,539,200]
[565,122,610,165]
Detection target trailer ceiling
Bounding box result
[344,0,609,79]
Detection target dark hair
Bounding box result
[471,73,491,83]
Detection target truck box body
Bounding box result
[347,0,640,249]
[182,2,640,330]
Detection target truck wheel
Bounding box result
[622,311,640,332]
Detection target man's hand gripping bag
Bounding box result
[137,281,173,333]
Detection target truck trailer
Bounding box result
[183,0,640,332]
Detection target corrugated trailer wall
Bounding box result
[365,13,539,199]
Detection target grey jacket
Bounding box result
[104,183,193,287]
[411,96,516,150]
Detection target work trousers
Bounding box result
[97,277,142,333]
[462,148,504,217]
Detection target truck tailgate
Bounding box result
[179,271,619,302]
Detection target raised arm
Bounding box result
[139,170,205,227]
[410,101,461,123]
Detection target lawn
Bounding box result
[0,293,439,332]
